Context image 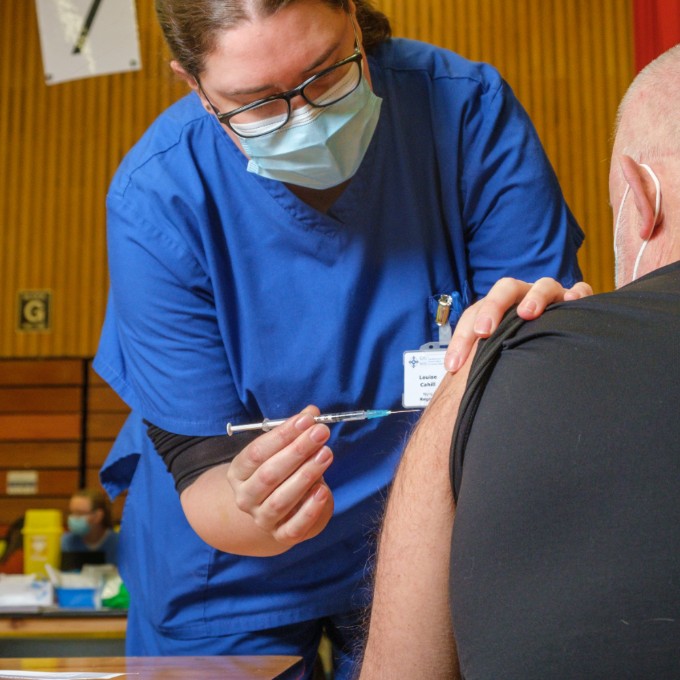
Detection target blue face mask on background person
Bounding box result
[67,515,91,536]
[240,75,382,190]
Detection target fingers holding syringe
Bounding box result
[271,479,335,546]
[236,435,334,540]
[227,407,334,536]
[229,405,321,482]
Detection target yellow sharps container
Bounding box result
[22,509,63,577]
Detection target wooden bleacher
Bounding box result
[0,359,130,537]
[85,365,129,509]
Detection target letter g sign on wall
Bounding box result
[18,290,52,332]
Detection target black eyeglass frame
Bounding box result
[197,17,363,138]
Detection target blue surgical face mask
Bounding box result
[239,72,382,190]
[67,515,91,536]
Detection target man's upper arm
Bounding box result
[357,354,474,680]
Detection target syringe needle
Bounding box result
[365,409,420,419]
[227,408,420,435]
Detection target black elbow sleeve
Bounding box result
[144,421,257,494]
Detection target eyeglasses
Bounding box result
[198,16,363,138]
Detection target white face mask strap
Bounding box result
[632,163,661,280]
[614,183,631,255]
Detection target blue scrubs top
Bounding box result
[96,38,583,643]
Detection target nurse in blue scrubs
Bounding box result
[95,0,588,677]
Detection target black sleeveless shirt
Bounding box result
[450,262,680,679]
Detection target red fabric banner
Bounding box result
[633,0,680,72]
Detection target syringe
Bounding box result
[226,408,420,436]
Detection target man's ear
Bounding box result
[170,60,199,93]
[619,155,659,240]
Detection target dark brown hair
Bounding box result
[155,0,391,77]
[72,488,113,529]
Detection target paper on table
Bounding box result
[0,671,125,679]
[0,575,53,608]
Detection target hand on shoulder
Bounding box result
[445,277,593,372]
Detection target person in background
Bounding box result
[61,488,119,567]
[0,516,24,575]
[357,44,680,680]
[94,0,589,675]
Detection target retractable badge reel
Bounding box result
[403,294,457,409]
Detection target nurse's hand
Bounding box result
[226,405,335,550]
[444,277,593,372]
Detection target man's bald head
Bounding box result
[611,44,680,286]
[613,44,680,162]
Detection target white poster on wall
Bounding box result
[35,0,142,85]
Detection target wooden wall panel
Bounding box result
[87,440,119,469]
[88,385,127,412]
[0,388,81,413]
[0,1,633,358]
[0,469,80,497]
[0,0,185,358]
[0,360,82,385]
[0,498,70,530]
[0,443,80,469]
[0,359,128,527]
[85,365,130,523]
[0,360,83,528]
[0,414,81,441]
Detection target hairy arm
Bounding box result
[358,356,474,679]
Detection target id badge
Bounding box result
[402,292,461,408]
[402,348,447,408]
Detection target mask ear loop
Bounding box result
[613,183,631,255]
[632,163,661,280]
